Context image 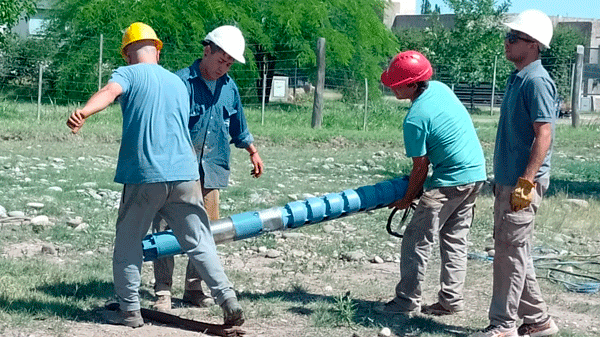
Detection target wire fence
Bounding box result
[0,33,586,115]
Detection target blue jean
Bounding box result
[113,180,236,311]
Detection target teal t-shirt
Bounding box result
[109,63,199,184]
[403,81,486,188]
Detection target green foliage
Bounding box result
[394,0,514,87]
[0,0,36,30]
[40,0,397,103]
[0,35,57,100]
[542,24,587,103]
[440,0,511,85]
[420,0,440,14]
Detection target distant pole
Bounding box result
[571,45,584,128]
[570,62,576,110]
[37,63,43,121]
[98,34,104,90]
[312,38,325,129]
[261,63,267,126]
[490,54,497,115]
[363,78,368,131]
[294,59,298,98]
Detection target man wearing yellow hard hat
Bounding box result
[151,25,264,312]
[66,22,244,328]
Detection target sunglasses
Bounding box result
[505,32,537,44]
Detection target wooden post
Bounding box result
[363,78,368,131]
[312,38,325,129]
[98,34,104,90]
[490,54,497,115]
[37,63,43,121]
[571,45,584,128]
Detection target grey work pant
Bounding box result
[394,181,484,311]
[489,180,549,328]
[113,181,235,311]
[152,188,220,296]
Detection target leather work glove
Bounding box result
[510,177,536,212]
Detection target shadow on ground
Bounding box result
[0,280,154,323]
[239,288,473,336]
[546,179,600,199]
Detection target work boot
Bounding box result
[470,325,517,337]
[517,318,559,337]
[104,309,144,328]
[183,289,215,307]
[375,298,419,317]
[421,302,464,316]
[221,297,245,326]
[152,294,172,311]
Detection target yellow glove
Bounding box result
[510,177,535,212]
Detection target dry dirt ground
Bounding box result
[2,239,599,337]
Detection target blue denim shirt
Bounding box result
[176,59,254,189]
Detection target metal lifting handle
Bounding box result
[386,204,416,239]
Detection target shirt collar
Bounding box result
[187,58,229,85]
[516,59,542,78]
[188,58,203,80]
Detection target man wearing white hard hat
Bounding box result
[471,9,559,337]
[151,25,263,313]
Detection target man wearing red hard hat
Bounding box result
[378,50,487,317]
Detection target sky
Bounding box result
[426,0,600,20]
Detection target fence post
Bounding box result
[261,63,266,126]
[294,59,298,98]
[37,63,43,121]
[98,34,104,90]
[490,54,497,115]
[363,78,368,131]
[312,38,325,129]
[571,45,584,128]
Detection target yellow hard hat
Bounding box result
[120,22,163,58]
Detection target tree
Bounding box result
[440,0,511,86]
[542,24,587,104]
[0,0,36,43]
[394,0,513,90]
[0,0,36,28]
[420,0,440,14]
[42,0,397,103]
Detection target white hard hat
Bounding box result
[504,9,553,49]
[204,25,246,64]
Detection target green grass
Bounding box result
[1,100,600,336]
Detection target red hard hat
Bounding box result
[381,50,433,87]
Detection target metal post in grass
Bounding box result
[571,45,584,128]
[294,59,298,98]
[490,54,497,115]
[312,38,325,129]
[98,34,103,90]
[37,63,43,121]
[261,62,266,126]
[363,78,368,131]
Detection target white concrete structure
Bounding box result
[383,0,417,29]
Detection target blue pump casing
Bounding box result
[142,176,409,261]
